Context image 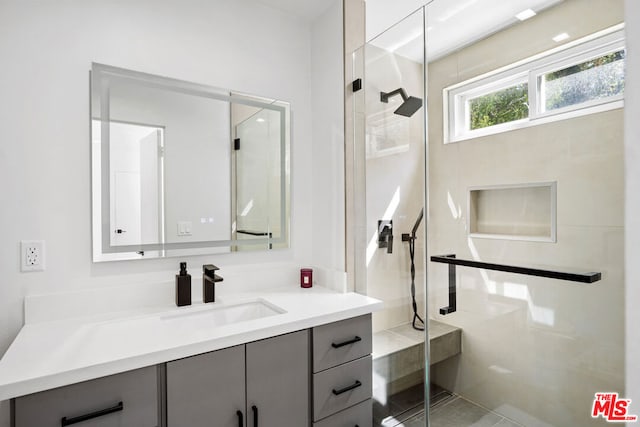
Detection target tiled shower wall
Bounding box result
[427,0,625,426]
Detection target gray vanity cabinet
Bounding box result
[10,318,372,427]
[166,345,246,427]
[166,329,310,427]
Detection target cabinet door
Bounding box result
[167,345,245,427]
[246,330,310,427]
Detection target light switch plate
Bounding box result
[177,221,192,236]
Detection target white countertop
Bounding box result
[0,285,382,401]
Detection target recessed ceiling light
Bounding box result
[552,32,570,42]
[256,117,266,123]
[515,9,536,21]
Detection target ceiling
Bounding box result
[367,0,564,62]
[253,0,564,63]
[254,0,337,21]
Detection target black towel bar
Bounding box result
[430,254,601,315]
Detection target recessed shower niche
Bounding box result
[468,182,557,242]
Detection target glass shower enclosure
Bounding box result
[351,0,625,426]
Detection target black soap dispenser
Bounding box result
[175,262,192,307]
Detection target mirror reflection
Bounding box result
[91,64,290,261]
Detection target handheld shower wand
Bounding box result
[402,208,425,331]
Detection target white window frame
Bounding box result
[444,24,625,144]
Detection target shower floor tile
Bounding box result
[428,396,503,427]
[374,383,451,426]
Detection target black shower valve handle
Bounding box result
[377,219,394,253]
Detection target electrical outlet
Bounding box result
[21,240,45,272]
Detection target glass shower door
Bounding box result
[424,1,625,426]
[352,7,430,426]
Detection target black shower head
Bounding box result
[380,88,423,118]
[395,96,423,117]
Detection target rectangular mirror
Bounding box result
[91,63,290,261]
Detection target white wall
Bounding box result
[624,0,640,407]
[0,0,345,424]
[311,0,346,276]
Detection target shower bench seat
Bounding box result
[372,320,461,396]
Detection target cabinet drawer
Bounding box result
[313,399,372,427]
[313,356,372,421]
[313,314,371,372]
[14,366,159,427]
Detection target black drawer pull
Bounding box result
[237,410,243,427]
[332,380,362,395]
[331,336,362,348]
[61,401,123,426]
[252,405,258,427]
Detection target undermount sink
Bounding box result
[160,299,285,326]
[46,300,286,363]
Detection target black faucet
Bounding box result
[203,264,224,303]
[378,220,393,254]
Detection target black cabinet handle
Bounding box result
[331,336,362,348]
[332,380,362,395]
[236,410,243,427]
[252,405,258,427]
[61,401,123,426]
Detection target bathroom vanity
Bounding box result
[0,286,381,427]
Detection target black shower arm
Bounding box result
[380,88,409,103]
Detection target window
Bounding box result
[539,50,625,113]
[444,26,625,143]
[469,82,529,130]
